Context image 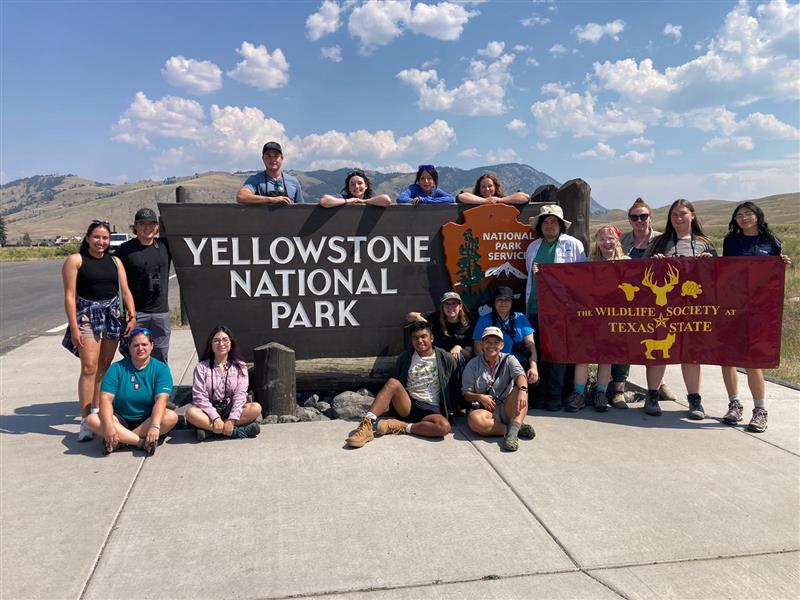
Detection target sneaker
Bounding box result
[78,417,94,442]
[722,400,743,425]
[502,434,519,452]
[747,408,768,433]
[565,392,585,412]
[546,396,562,412]
[196,428,208,442]
[519,423,536,439]
[688,394,705,420]
[346,417,375,448]
[610,391,628,410]
[658,383,677,402]
[231,422,261,439]
[377,418,408,436]
[594,391,609,412]
[644,391,662,416]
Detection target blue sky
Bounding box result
[1,0,798,209]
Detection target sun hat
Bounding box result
[529,204,572,229]
[481,326,504,340]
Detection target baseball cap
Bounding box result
[440,291,462,303]
[492,286,514,301]
[262,141,283,155]
[134,208,158,223]
[481,326,504,340]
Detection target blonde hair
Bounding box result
[590,225,626,261]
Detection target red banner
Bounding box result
[537,257,785,367]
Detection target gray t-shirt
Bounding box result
[462,353,524,401]
[406,352,440,405]
[648,235,716,258]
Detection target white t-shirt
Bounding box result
[406,352,440,406]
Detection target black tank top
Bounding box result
[76,251,118,301]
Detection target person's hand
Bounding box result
[533,263,539,274]
[223,420,235,436]
[699,252,714,258]
[781,254,792,266]
[212,418,224,435]
[123,317,136,337]
[104,424,118,448]
[450,345,463,361]
[146,424,160,445]
[652,253,665,259]
[270,195,293,205]
[412,197,421,206]
[480,395,496,412]
[516,390,526,412]
[70,328,84,350]
[527,364,539,385]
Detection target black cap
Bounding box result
[134,208,158,223]
[493,286,514,300]
[262,141,283,155]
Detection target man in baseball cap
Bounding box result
[236,141,304,205]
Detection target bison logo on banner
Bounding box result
[537,256,784,368]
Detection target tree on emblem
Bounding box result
[457,228,484,308]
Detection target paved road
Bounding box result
[0,259,179,355]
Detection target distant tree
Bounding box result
[21,232,32,246]
[0,215,6,247]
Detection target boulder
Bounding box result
[278,415,300,424]
[332,390,373,420]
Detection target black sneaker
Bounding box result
[232,422,261,439]
[687,394,705,420]
[644,391,661,416]
[722,400,743,425]
[565,392,585,412]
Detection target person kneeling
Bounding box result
[462,327,537,452]
[346,321,458,448]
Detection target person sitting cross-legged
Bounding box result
[462,327,537,452]
[345,321,458,448]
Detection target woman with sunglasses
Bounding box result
[397,165,455,205]
[644,199,716,420]
[186,326,262,440]
[87,328,178,455]
[62,220,137,443]
[456,172,529,205]
[720,202,791,433]
[320,170,392,208]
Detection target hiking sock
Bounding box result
[596,383,608,393]
[365,412,378,421]
[754,399,766,408]
[575,384,586,395]
[729,394,740,403]
[90,407,99,415]
[507,421,521,439]
[405,423,413,434]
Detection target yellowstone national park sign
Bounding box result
[159,202,545,361]
[536,256,785,367]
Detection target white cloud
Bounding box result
[161,56,222,95]
[663,23,682,42]
[549,44,566,56]
[406,1,478,40]
[664,106,800,140]
[397,50,515,116]
[728,154,799,169]
[628,136,655,146]
[621,149,655,163]
[574,19,625,44]
[574,142,616,159]
[113,92,205,147]
[477,41,504,58]
[151,146,193,175]
[513,44,529,52]
[535,142,548,151]
[526,57,540,67]
[306,1,341,41]
[202,105,288,161]
[321,46,343,62]
[703,136,755,152]
[458,147,481,158]
[506,118,528,136]
[593,58,679,104]
[665,149,683,156]
[737,112,800,140]
[486,148,518,163]
[521,16,551,27]
[227,42,289,90]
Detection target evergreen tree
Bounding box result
[456,228,484,308]
[0,215,6,247]
[21,232,32,246]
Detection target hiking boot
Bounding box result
[546,396,562,411]
[722,400,743,425]
[78,417,94,442]
[658,383,677,402]
[644,391,662,416]
[610,391,628,410]
[502,434,519,452]
[747,408,768,433]
[688,394,705,420]
[518,423,536,439]
[565,392,585,412]
[377,418,407,436]
[346,417,374,447]
[594,391,609,412]
[232,422,261,439]
[196,428,208,442]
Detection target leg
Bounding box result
[132,409,179,438]
[503,389,529,425]
[86,413,141,446]
[721,365,739,397]
[646,364,666,391]
[409,413,451,438]
[596,364,612,387]
[745,368,766,403]
[467,409,506,436]
[370,378,412,418]
[235,402,262,426]
[143,312,171,363]
[573,364,588,388]
[93,337,119,408]
[185,406,214,431]
[681,363,701,395]
[77,337,102,416]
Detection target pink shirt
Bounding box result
[191,360,249,422]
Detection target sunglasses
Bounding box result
[91,219,111,227]
[417,164,435,172]
[129,327,152,337]
[628,214,650,221]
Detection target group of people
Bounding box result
[62,139,791,455]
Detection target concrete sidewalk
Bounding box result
[1,329,798,600]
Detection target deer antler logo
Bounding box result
[642,264,680,306]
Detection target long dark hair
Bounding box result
[726,201,778,244]
[79,220,111,254]
[341,170,374,199]
[472,173,504,197]
[649,198,711,256]
[200,325,246,374]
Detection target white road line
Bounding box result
[47,323,69,333]
[169,273,176,280]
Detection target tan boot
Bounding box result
[377,418,408,436]
[346,417,374,448]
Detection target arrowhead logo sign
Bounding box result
[441,204,536,311]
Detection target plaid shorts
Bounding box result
[62,295,122,356]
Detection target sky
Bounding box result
[1,0,798,209]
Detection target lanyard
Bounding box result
[210,360,230,406]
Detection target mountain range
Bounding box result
[0,163,604,240]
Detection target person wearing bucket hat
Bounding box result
[236,141,304,205]
[462,326,536,452]
[525,204,586,411]
[472,287,539,386]
[405,291,474,367]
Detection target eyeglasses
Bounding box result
[735,211,755,219]
[91,219,111,227]
[417,164,435,171]
[212,338,231,345]
[628,214,650,221]
[129,327,151,337]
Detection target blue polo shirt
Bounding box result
[243,171,304,203]
[101,357,173,423]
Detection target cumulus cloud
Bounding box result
[227,42,289,90]
[549,44,567,56]
[703,136,755,152]
[620,150,655,163]
[574,142,616,159]
[477,41,504,58]
[664,106,800,139]
[506,118,528,136]
[321,46,343,62]
[458,147,481,158]
[628,137,655,146]
[161,56,222,95]
[665,149,683,156]
[663,23,682,42]
[306,1,341,41]
[113,92,205,147]
[574,19,625,44]
[526,57,540,67]
[486,148,518,163]
[202,105,288,161]
[593,58,678,104]
[513,44,530,52]
[535,141,548,151]
[521,16,550,27]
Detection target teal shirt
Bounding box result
[527,240,558,314]
[101,357,173,423]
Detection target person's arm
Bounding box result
[418,189,455,204]
[320,195,346,208]
[405,311,426,323]
[513,373,528,412]
[365,194,392,207]
[147,393,170,444]
[293,181,305,204]
[523,333,539,384]
[228,365,249,423]
[396,185,416,204]
[461,360,492,410]
[113,257,136,336]
[501,191,530,204]
[237,186,293,205]
[62,254,83,351]
[191,363,220,422]
[457,191,488,204]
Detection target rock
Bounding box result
[278,415,300,423]
[296,406,330,422]
[332,390,373,420]
[303,393,320,408]
[356,388,375,398]
[263,414,278,424]
[315,400,331,413]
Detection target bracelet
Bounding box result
[518,386,528,392]
[151,424,161,430]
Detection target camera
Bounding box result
[148,271,161,293]
[264,190,285,198]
